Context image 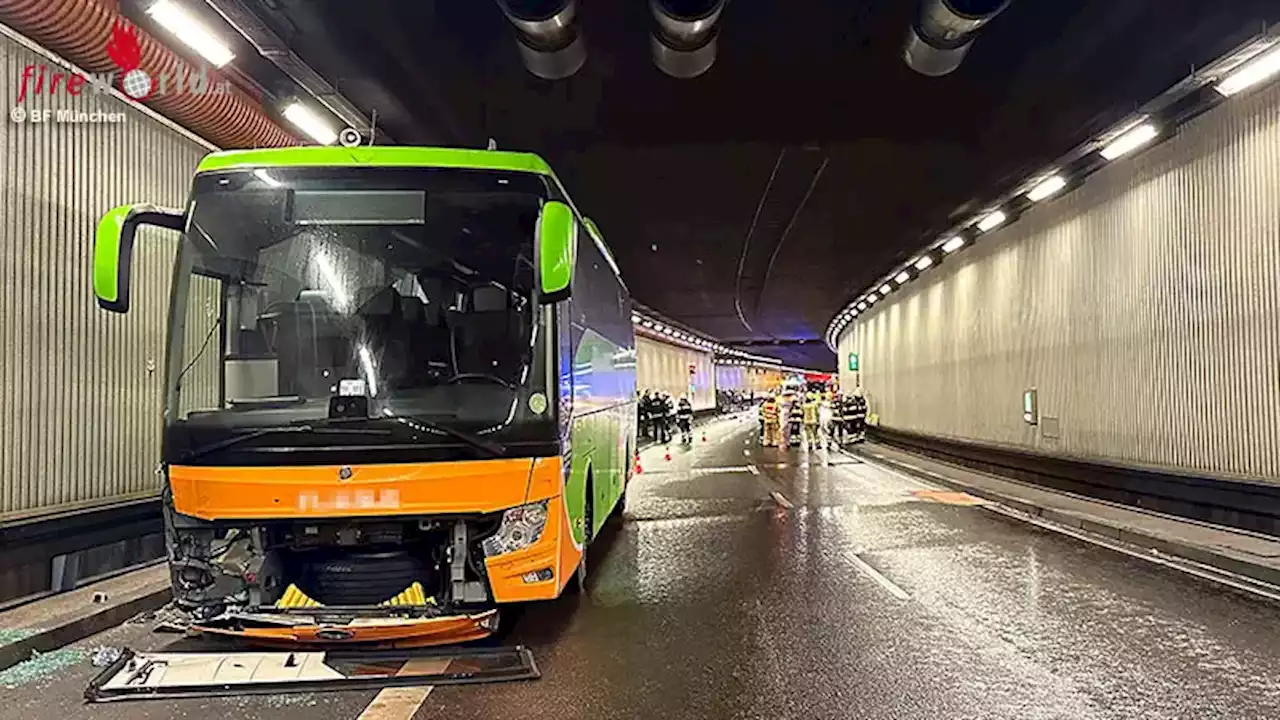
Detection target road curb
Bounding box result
[0,581,171,673]
[862,448,1280,592]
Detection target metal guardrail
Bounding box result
[0,497,165,609]
[870,427,1280,538]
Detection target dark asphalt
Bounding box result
[5,413,1280,719]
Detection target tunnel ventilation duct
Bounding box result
[903,0,1012,77]
[650,0,726,79]
[496,0,586,80]
[0,0,296,147]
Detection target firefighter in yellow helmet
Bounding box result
[802,392,821,449]
[761,395,782,447]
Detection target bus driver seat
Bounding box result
[452,286,520,379]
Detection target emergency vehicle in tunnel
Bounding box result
[90,146,637,646]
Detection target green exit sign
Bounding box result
[848,353,859,372]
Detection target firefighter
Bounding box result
[761,395,781,447]
[639,390,651,440]
[818,395,834,451]
[849,388,868,443]
[676,396,694,444]
[802,392,821,449]
[830,393,844,444]
[658,392,674,443]
[787,396,804,446]
[832,393,848,444]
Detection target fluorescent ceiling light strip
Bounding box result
[283,102,339,145]
[1100,123,1158,160]
[1026,174,1066,202]
[147,0,236,67]
[977,210,1007,232]
[1216,43,1280,96]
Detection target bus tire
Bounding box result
[612,444,631,523]
[568,478,592,595]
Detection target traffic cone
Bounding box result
[634,452,643,475]
[664,450,672,462]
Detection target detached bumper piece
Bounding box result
[191,607,499,648]
[85,645,539,703]
[187,580,476,648]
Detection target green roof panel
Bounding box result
[196,146,555,176]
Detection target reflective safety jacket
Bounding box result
[762,401,780,423]
[802,400,820,425]
[677,401,693,420]
[841,396,867,421]
[818,402,834,427]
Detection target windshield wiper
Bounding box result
[317,415,506,458]
[409,416,506,457]
[178,424,391,462]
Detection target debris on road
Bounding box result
[91,647,122,667]
[85,645,540,702]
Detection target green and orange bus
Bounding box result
[93,146,636,645]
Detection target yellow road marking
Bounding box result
[910,489,985,506]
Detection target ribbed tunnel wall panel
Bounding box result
[0,31,212,517]
[636,336,715,410]
[715,364,747,394]
[838,78,1280,484]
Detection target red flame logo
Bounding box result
[106,19,142,72]
[105,19,154,100]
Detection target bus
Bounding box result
[92,146,636,645]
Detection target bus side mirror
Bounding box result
[536,200,576,304]
[94,204,186,313]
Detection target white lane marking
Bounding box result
[769,490,794,509]
[358,686,433,720]
[691,466,755,474]
[987,504,1280,603]
[848,554,911,600]
[747,465,760,476]
[357,657,450,720]
[860,450,1280,603]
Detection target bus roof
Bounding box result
[195,146,555,176]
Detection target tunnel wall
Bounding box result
[0,29,213,517]
[715,364,747,394]
[636,335,715,410]
[838,78,1280,484]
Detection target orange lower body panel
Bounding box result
[191,611,499,649]
[167,457,564,521]
[485,492,582,602]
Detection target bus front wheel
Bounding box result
[568,480,592,595]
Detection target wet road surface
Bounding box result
[5,412,1280,719]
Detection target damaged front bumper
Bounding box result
[185,604,502,649]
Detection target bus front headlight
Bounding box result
[482,500,550,557]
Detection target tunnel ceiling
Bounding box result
[233,0,1278,369]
